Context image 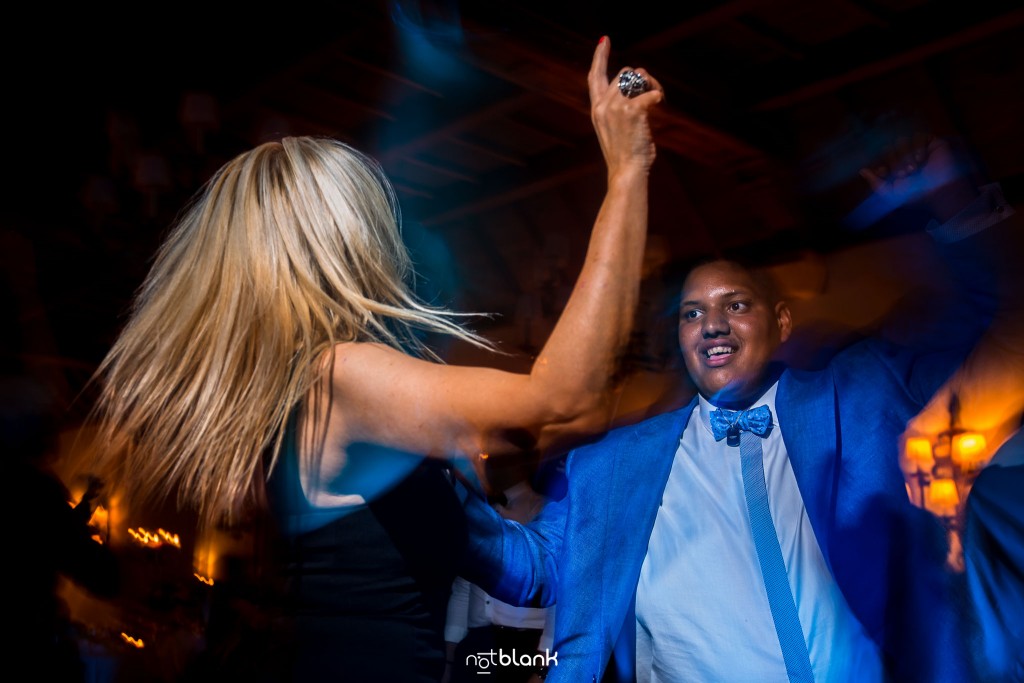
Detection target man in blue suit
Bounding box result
[459,137,1020,683]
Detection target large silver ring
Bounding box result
[618,70,650,98]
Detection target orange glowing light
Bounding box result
[194,573,214,586]
[128,526,180,548]
[951,432,987,469]
[479,453,489,460]
[127,528,161,547]
[88,505,109,530]
[121,633,145,648]
[157,528,181,548]
[925,478,960,517]
[904,437,935,472]
[194,543,218,580]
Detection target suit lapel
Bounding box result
[606,398,697,560]
[595,399,698,659]
[777,368,839,567]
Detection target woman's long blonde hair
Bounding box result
[86,136,491,529]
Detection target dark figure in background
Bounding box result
[2,372,120,682]
[461,135,1023,683]
[181,555,280,682]
[963,425,1024,682]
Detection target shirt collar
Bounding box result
[697,381,780,438]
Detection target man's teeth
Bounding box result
[706,346,734,358]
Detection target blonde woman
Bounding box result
[84,38,662,681]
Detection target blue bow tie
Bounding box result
[710,405,773,446]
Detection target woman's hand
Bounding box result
[588,37,664,180]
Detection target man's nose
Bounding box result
[702,311,729,337]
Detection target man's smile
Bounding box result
[701,342,737,367]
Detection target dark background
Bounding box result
[4,0,1023,414]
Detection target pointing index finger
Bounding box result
[588,36,610,104]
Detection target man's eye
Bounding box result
[683,309,701,320]
[729,301,748,312]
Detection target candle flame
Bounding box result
[121,633,145,648]
[925,478,960,517]
[904,437,935,471]
[951,432,987,469]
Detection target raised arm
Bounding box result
[869,137,1024,455]
[327,38,664,467]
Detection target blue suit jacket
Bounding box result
[463,339,972,683]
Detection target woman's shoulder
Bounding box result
[329,341,404,373]
[330,340,411,362]
[326,341,443,397]
[329,341,441,373]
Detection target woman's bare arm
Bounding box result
[328,37,664,467]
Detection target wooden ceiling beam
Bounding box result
[380,92,544,162]
[635,0,777,51]
[447,136,528,167]
[457,21,767,166]
[754,8,1024,111]
[420,161,601,227]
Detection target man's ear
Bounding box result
[776,301,793,343]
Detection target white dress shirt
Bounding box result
[635,383,884,682]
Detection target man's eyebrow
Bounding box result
[680,289,751,307]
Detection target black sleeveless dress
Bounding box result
[261,428,469,682]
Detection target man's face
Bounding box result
[678,261,792,406]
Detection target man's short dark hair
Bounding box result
[671,254,784,308]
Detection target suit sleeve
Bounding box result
[459,487,567,609]
[876,183,1021,408]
